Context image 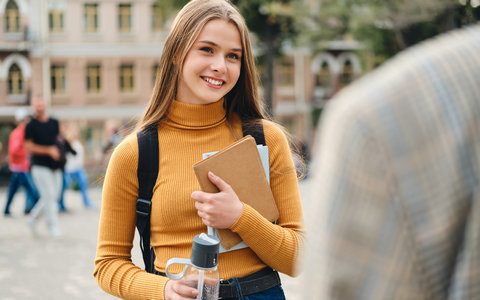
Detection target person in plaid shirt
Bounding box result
[306,24,480,299]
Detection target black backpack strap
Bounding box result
[242,119,266,146]
[136,128,159,273]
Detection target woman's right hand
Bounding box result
[165,279,199,300]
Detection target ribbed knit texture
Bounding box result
[94,99,305,300]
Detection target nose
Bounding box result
[210,55,226,74]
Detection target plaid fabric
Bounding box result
[306,25,480,300]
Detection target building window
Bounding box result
[118,4,132,33]
[340,60,354,86]
[316,62,331,88]
[279,59,294,86]
[151,1,162,31]
[120,64,134,92]
[8,64,23,94]
[86,64,101,93]
[51,64,66,94]
[49,8,64,33]
[152,63,159,86]
[5,0,21,33]
[84,3,99,33]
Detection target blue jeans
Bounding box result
[227,281,286,300]
[243,285,285,300]
[58,169,93,209]
[4,172,39,214]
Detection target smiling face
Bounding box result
[176,19,243,105]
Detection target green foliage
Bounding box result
[232,0,299,55]
[0,124,15,161]
[231,0,301,115]
[303,0,480,64]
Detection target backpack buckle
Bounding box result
[136,198,151,216]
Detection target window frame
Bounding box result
[5,0,21,33]
[8,64,23,95]
[279,59,295,87]
[51,64,67,94]
[120,64,134,93]
[86,64,101,94]
[84,3,99,33]
[49,8,65,33]
[151,2,162,31]
[118,3,132,33]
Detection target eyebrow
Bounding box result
[198,40,242,53]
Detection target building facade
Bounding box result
[0,0,168,168]
[0,0,363,172]
[273,40,363,151]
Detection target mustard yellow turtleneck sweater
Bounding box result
[94,99,304,300]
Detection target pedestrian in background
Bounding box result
[305,25,480,299]
[3,108,39,216]
[56,122,77,212]
[24,96,63,237]
[63,126,94,209]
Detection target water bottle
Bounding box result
[166,233,220,300]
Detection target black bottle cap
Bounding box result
[190,233,220,269]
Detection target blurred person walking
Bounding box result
[305,25,480,299]
[63,127,94,209]
[24,96,63,237]
[56,129,77,212]
[3,108,39,216]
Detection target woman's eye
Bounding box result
[227,53,240,60]
[200,47,213,53]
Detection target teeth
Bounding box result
[204,77,223,86]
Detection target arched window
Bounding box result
[340,60,354,86]
[8,64,23,94]
[316,61,331,88]
[5,0,21,33]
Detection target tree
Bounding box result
[305,0,480,65]
[232,0,299,116]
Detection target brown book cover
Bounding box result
[192,135,279,250]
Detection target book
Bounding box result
[192,135,278,250]
[202,144,269,252]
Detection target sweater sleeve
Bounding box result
[230,121,305,276]
[93,135,168,300]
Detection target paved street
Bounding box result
[0,180,310,300]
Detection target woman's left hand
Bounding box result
[192,171,244,229]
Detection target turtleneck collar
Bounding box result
[165,98,227,130]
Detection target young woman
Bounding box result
[94,0,304,299]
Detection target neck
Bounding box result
[35,112,48,122]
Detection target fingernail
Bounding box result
[208,171,216,178]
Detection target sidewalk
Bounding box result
[0,181,309,299]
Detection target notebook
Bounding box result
[192,135,278,250]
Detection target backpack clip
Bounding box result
[136,198,152,217]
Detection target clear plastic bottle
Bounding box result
[183,264,219,300]
[166,233,220,300]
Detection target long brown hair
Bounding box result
[136,0,265,132]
